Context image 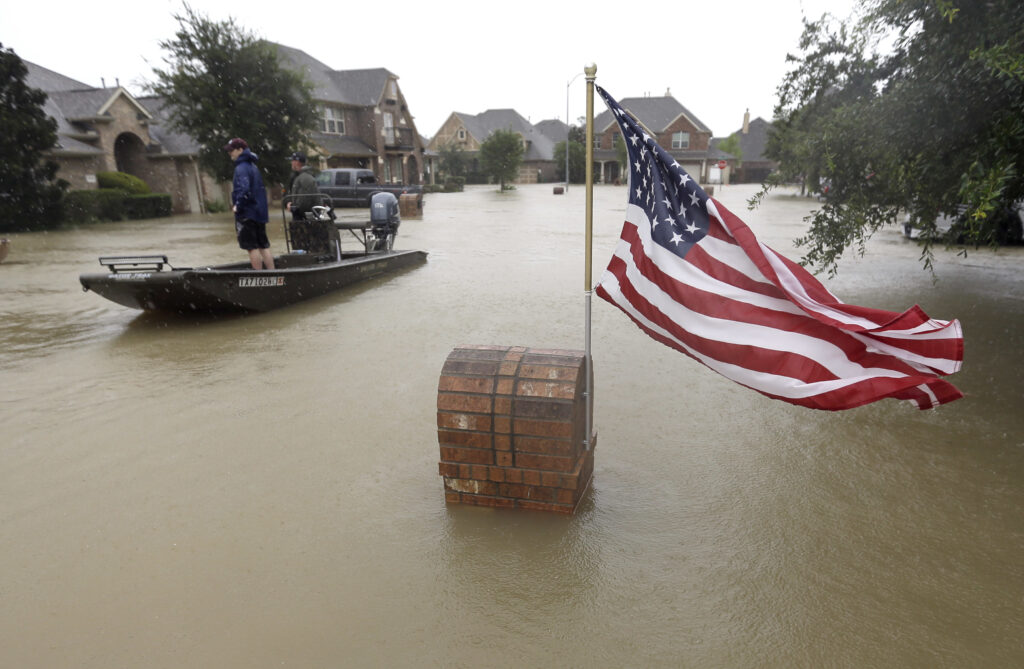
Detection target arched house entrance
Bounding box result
[114,132,149,184]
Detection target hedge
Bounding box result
[96,171,151,194]
[63,189,172,222]
[123,193,172,219]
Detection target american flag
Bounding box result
[594,86,964,410]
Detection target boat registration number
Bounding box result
[238,276,285,287]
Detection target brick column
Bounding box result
[437,345,595,513]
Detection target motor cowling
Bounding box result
[369,192,401,250]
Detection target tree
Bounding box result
[438,140,468,178]
[717,132,744,165]
[553,137,586,183]
[0,44,66,232]
[761,0,1024,274]
[148,5,316,187]
[479,129,524,190]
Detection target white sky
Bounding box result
[2,0,860,138]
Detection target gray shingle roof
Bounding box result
[710,117,774,163]
[45,88,119,120]
[137,96,200,155]
[533,119,570,145]
[454,109,557,161]
[23,61,92,92]
[593,95,712,134]
[271,43,395,108]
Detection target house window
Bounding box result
[593,135,602,149]
[612,133,620,147]
[319,106,345,134]
[457,128,466,141]
[672,131,690,149]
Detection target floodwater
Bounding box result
[1,184,1022,667]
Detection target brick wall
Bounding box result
[437,345,595,514]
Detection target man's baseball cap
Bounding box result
[223,138,248,151]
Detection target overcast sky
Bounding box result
[2,0,860,138]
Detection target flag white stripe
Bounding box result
[599,271,915,401]
[608,221,926,380]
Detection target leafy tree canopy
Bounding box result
[479,128,525,190]
[717,133,743,164]
[148,4,317,186]
[438,140,468,178]
[554,135,586,183]
[760,0,1024,274]
[0,43,66,231]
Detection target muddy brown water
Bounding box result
[1,184,1021,667]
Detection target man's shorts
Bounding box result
[235,219,270,250]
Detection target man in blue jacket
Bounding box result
[224,137,274,269]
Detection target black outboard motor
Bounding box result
[369,191,400,251]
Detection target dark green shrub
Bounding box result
[63,189,126,222]
[443,176,466,192]
[123,193,172,219]
[97,171,151,194]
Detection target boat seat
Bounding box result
[289,218,341,257]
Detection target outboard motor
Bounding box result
[368,191,400,251]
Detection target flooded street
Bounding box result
[1,183,1022,667]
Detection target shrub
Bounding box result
[204,199,229,213]
[123,193,172,219]
[63,189,126,222]
[443,176,465,193]
[97,171,151,194]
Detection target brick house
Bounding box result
[23,44,427,213]
[710,110,778,183]
[26,61,218,214]
[591,89,714,185]
[273,45,426,186]
[427,109,559,183]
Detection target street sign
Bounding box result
[717,160,727,169]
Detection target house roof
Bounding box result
[533,118,570,145]
[272,43,396,108]
[24,60,92,92]
[137,95,200,155]
[710,116,774,163]
[454,109,557,161]
[593,94,712,135]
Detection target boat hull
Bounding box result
[80,250,427,313]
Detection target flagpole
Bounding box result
[583,63,596,452]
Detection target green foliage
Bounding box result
[148,4,317,186]
[0,43,67,232]
[97,171,151,194]
[204,198,230,213]
[123,194,172,219]
[438,141,468,178]
[62,190,172,223]
[443,176,465,192]
[479,129,525,190]
[717,133,744,164]
[762,0,1024,274]
[63,189,129,222]
[553,137,586,183]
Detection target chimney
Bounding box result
[743,108,750,134]
[665,87,671,97]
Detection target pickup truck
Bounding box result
[315,168,423,208]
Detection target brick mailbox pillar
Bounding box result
[437,345,595,513]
